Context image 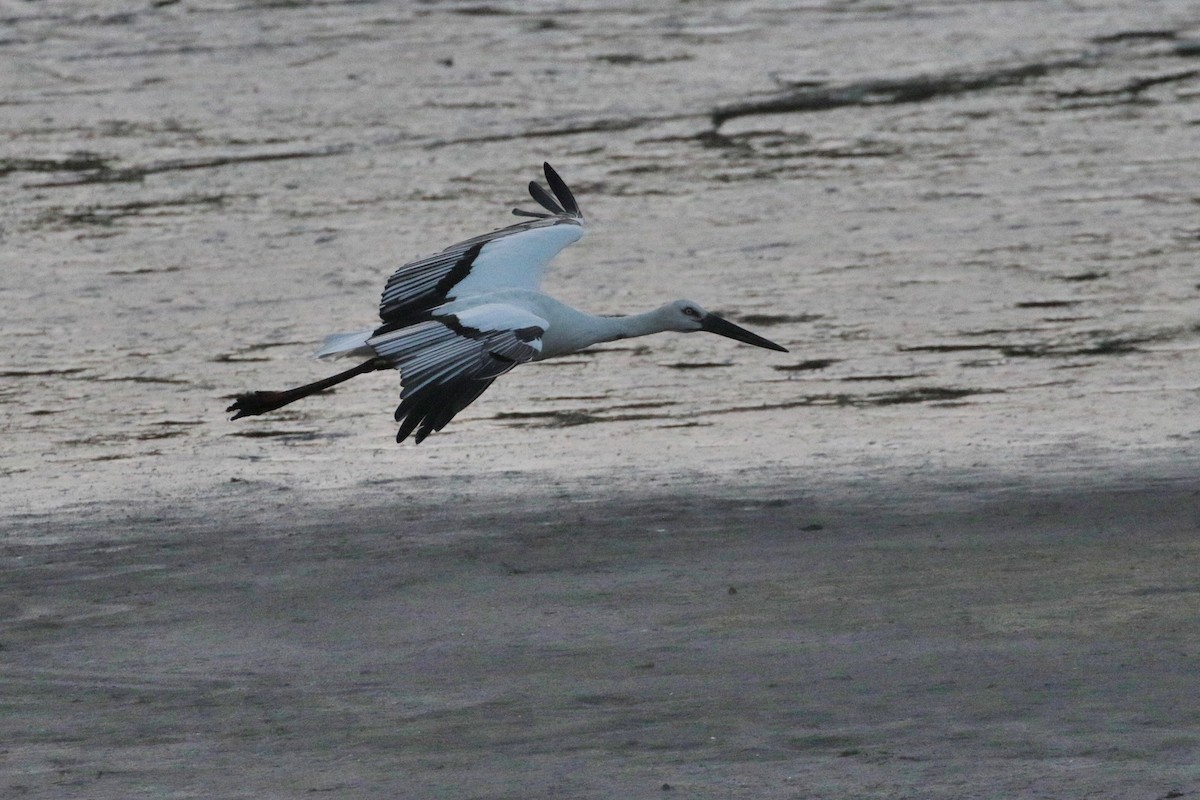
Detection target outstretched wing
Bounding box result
[368,303,548,443]
[379,163,584,326]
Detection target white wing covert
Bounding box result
[378,163,584,325]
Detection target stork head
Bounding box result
[665,299,788,352]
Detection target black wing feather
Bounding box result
[543,162,580,217]
[512,162,583,220]
[527,180,565,215]
[372,314,545,444]
[395,376,496,444]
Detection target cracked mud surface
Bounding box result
[2,2,1199,798]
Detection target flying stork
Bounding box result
[227,163,788,443]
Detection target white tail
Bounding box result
[315,328,374,360]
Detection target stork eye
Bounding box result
[682,306,700,318]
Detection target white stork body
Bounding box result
[229,163,787,444]
[319,290,686,364]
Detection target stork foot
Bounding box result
[227,391,291,420]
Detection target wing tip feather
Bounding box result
[512,162,582,221]
[543,162,581,218]
[512,207,552,219]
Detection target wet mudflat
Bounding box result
[2,1,1199,798]
[3,477,1198,799]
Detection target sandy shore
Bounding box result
[2,1,1200,797]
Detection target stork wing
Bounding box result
[368,303,548,443]
[379,163,584,325]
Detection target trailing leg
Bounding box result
[227,358,388,420]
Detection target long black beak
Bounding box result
[701,314,788,352]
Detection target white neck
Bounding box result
[539,304,673,358]
[600,308,672,342]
